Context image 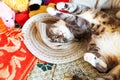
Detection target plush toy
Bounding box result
[29,0,43,11]
[29,3,56,17]
[2,0,29,12]
[29,0,69,17]
[0,1,15,28]
[15,10,29,26]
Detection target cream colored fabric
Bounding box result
[71,0,108,9]
[71,0,120,9]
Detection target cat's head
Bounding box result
[46,20,74,43]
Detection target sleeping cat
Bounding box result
[56,0,120,19]
[47,4,120,80]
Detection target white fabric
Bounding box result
[72,0,109,9]
[71,0,120,9]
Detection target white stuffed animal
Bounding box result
[0,1,15,28]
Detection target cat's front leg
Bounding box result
[47,7,60,16]
[47,7,78,23]
[56,2,78,13]
[56,2,70,10]
[47,7,91,25]
[56,2,90,14]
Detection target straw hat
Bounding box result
[22,13,88,64]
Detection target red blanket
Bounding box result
[0,21,37,80]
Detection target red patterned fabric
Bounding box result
[0,27,37,80]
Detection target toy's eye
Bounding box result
[6,20,8,22]
[11,17,13,19]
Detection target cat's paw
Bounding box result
[56,2,66,10]
[84,52,96,66]
[47,7,57,15]
[116,11,120,19]
[84,52,96,62]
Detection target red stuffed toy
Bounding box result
[16,0,69,26]
[15,10,29,26]
[43,0,69,13]
[43,0,69,5]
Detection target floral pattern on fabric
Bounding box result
[0,28,36,80]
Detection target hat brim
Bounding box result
[22,13,88,64]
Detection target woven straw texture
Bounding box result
[22,13,89,64]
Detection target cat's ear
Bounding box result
[116,11,120,19]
